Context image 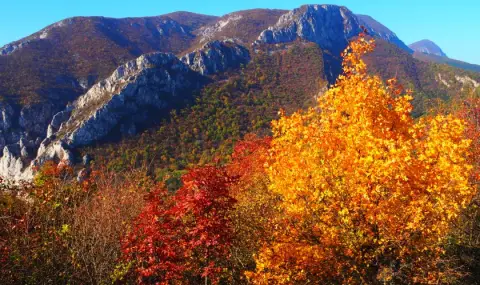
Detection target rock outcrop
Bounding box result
[0,39,251,182]
[256,5,361,53]
[0,52,203,181]
[255,5,412,54]
[0,101,61,158]
[31,52,203,172]
[181,40,250,75]
[198,13,244,43]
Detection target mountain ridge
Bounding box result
[0,4,479,181]
[409,39,447,57]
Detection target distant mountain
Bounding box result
[409,39,480,73]
[409,39,447,57]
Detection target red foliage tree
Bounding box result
[122,166,236,284]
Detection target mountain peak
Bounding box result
[409,39,447,57]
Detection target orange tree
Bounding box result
[247,35,475,284]
[446,93,480,283]
[226,134,279,283]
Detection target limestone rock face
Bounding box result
[0,101,56,159]
[0,102,14,132]
[0,52,200,181]
[0,144,32,181]
[53,52,200,147]
[255,5,412,54]
[0,39,252,182]
[19,103,60,136]
[256,5,362,53]
[0,51,201,181]
[181,40,250,75]
[198,14,244,44]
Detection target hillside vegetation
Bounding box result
[2,37,480,284]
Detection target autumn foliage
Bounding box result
[0,163,151,284]
[1,35,478,284]
[246,36,475,284]
[122,167,236,284]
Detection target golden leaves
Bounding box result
[248,36,475,284]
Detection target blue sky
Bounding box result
[1,0,479,64]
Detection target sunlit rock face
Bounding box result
[182,40,250,75]
[0,39,252,182]
[256,5,412,54]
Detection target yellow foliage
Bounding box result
[248,36,475,284]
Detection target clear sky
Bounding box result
[1,0,479,64]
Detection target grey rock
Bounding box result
[0,102,14,131]
[255,5,413,54]
[20,146,29,158]
[0,144,32,181]
[181,40,250,75]
[34,140,74,168]
[54,52,199,147]
[46,105,74,138]
[82,154,92,166]
[28,51,204,177]
[0,41,31,56]
[19,103,60,136]
[256,5,362,53]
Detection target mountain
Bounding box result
[255,5,412,54]
[0,40,250,181]
[409,39,480,73]
[194,9,287,47]
[0,4,479,181]
[409,39,447,57]
[413,52,480,73]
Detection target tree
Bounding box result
[0,162,84,284]
[446,93,480,283]
[0,163,151,285]
[122,166,236,284]
[247,35,475,284]
[226,134,278,283]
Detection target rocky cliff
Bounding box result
[256,5,361,53]
[181,40,250,75]
[255,5,412,54]
[0,41,250,181]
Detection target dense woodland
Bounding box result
[1,36,480,284]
